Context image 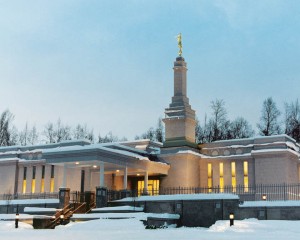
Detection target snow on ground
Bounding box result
[240,200,300,207]
[92,205,144,212]
[1,217,300,240]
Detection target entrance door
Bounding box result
[137,180,159,196]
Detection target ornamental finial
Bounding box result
[176,33,182,57]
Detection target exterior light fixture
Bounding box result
[60,214,64,219]
[137,173,140,176]
[116,169,120,173]
[15,213,19,229]
[75,162,79,165]
[229,213,234,226]
[93,165,97,168]
[262,194,267,201]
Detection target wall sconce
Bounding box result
[262,194,267,201]
[229,213,234,226]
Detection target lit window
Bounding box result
[137,180,159,196]
[50,165,55,192]
[207,163,213,192]
[231,162,236,192]
[219,162,224,192]
[32,166,36,193]
[22,167,27,194]
[244,161,249,192]
[41,165,45,193]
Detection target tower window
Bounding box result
[231,162,236,192]
[219,162,224,192]
[244,161,249,192]
[207,163,213,192]
[32,166,36,193]
[41,165,45,193]
[22,167,27,194]
[50,165,55,192]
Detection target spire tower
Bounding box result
[163,52,196,147]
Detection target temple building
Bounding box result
[0,54,299,197]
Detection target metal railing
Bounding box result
[107,183,300,202]
[0,192,59,201]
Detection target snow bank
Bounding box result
[92,205,143,212]
[0,199,58,205]
[240,200,300,207]
[115,193,239,202]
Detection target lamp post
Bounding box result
[262,194,267,201]
[15,213,19,229]
[229,213,234,226]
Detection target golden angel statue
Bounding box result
[176,33,182,56]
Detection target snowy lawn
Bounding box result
[1,218,300,240]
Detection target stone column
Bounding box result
[99,162,105,187]
[85,168,91,191]
[59,188,70,209]
[61,164,67,188]
[143,171,148,195]
[123,167,128,190]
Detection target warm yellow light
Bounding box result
[75,162,80,165]
[116,169,120,173]
[31,179,36,193]
[93,165,97,168]
[207,163,213,192]
[50,178,55,192]
[22,180,27,194]
[137,173,140,176]
[15,214,19,219]
[262,194,267,200]
[60,215,64,219]
[219,162,224,192]
[41,179,45,193]
[229,213,234,219]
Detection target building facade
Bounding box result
[0,55,299,196]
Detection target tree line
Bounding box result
[0,97,299,147]
[0,113,127,147]
[196,97,300,143]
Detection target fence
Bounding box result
[0,192,59,201]
[158,183,300,201]
[2,183,300,202]
[107,183,300,202]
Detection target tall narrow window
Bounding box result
[219,162,224,192]
[207,163,213,192]
[22,167,27,194]
[244,161,249,192]
[50,165,55,192]
[41,165,45,193]
[31,166,36,193]
[231,162,236,192]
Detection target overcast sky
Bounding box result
[0,0,299,140]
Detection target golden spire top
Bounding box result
[176,33,182,57]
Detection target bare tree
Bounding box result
[135,117,165,142]
[229,117,254,139]
[19,123,39,146]
[73,124,94,142]
[43,119,71,143]
[98,131,127,143]
[257,97,281,136]
[210,99,229,141]
[285,99,300,142]
[0,110,15,146]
